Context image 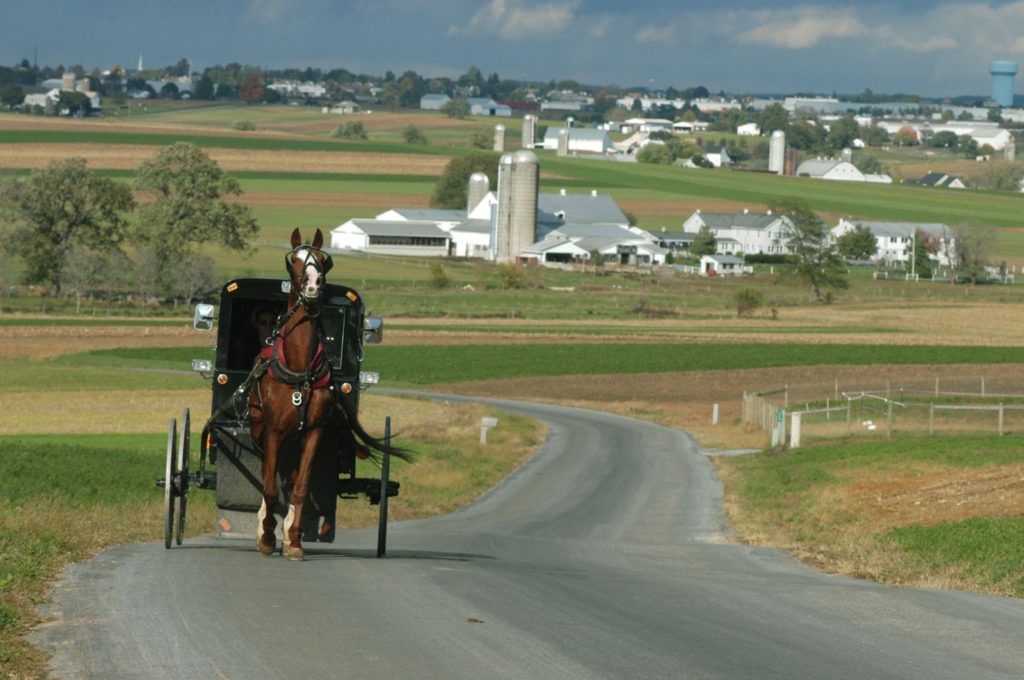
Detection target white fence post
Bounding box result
[791,412,802,449]
[712,403,720,425]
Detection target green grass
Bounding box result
[0,357,198,392]
[886,517,1024,597]
[41,343,1024,388]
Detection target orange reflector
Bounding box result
[227,282,238,293]
[218,518,232,531]
[205,432,212,450]
[319,522,332,536]
[346,291,358,301]
[355,446,369,460]
[341,382,353,394]
[217,374,228,385]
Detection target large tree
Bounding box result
[950,223,995,283]
[430,152,500,209]
[757,103,788,135]
[133,143,258,283]
[770,198,848,302]
[0,157,134,294]
[836,224,877,261]
[690,224,716,256]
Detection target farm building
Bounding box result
[541,128,614,154]
[468,97,511,117]
[330,220,450,256]
[795,159,892,184]
[683,209,794,255]
[904,172,967,189]
[832,219,956,267]
[700,254,748,276]
[420,93,451,110]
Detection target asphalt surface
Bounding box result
[31,396,1024,679]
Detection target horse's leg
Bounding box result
[282,425,324,561]
[257,430,283,555]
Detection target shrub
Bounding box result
[429,262,449,289]
[330,121,368,140]
[734,288,764,317]
[403,124,428,145]
[232,120,257,131]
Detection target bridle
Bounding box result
[284,245,333,313]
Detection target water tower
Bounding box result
[990,60,1018,107]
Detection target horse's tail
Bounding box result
[334,390,415,464]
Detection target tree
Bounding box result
[0,83,24,109]
[758,103,788,134]
[469,127,493,149]
[734,288,764,318]
[951,223,995,283]
[133,143,258,285]
[194,74,215,100]
[957,135,979,157]
[836,225,877,260]
[911,229,939,278]
[440,97,470,119]
[430,152,500,209]
[239,70,264,103]
[854,154,886,175]
[826,116,860,151]
[0,158,134,295]
[893,126,919,146]
[330,121,368,139]
[769,198,848,302]
[690,224,716,256]
[977,161,1024,191]
[860,125,890,147]
[930,130,958,148]
[160,82,179,99]
[58,90,91,116]
[402,124,428,144]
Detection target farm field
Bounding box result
[2,104,1024,676]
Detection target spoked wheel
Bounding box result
[164,416,178,549]
[175,408,190,546]
[376,416,392,558]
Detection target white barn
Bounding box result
[541,128,613,154]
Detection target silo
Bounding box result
[521,114,536,148]
[769,130,786,175]
[1005,135,1016,162]
[841,147,853,163]
[557,128,570,157]
[990,60,1019,108]
[493,124,506,152]
[467,172,490,212]
[61,72,75,92]
[494,151,539,263]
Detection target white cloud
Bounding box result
[450,0,580,40]
[736,8,869,49]
[635,23,677,44]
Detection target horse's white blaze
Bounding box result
[283,504,296,538]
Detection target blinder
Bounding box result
[284,247,333,275]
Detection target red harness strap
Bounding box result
[259,339,331,389]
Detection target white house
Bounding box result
[683,209,794,255]
[831,219,956,267]
[796,159,892,184]
[541,128,613,154]
[700,254,748,276]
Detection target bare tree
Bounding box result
[61,243,111,314]
[951,224,996,284]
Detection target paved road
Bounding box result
[31,397,1024,679]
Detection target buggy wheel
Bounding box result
[175,408,190,546]
[164,417,178,549]
[376,417,392,558]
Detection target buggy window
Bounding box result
[227,299,286,370]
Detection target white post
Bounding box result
[791,412,802,449]
[712,403,720,425]
[480,416,499,444]
[999,403,1004,436]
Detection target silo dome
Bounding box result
[467,172,490,212]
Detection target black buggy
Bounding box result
[158,277,399,556]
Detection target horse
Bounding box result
[247,227,410,560]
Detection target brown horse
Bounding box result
[248,227,408,560]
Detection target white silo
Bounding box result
[61,72,76,91]
[467,172,490,212]
[1005,136,1016,162]
[494,151,539,263]
[557,128,570,157]
[769,130,786,175]
[521,114,536,148]
[841,147,853,163]
[493,124,506,152]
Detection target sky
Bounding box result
[3,0,1024,98]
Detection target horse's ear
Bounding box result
[312,228,323,250]
[290,228,301,248]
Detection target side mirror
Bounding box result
[193,303,215,331]
[363,316,384,344]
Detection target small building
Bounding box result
[468,97,511,117]
[330,219,450,256]
[904,172,967,189]
[796,158,892,184]
[700,254,747,276]
[541,128,613,154]
[737,122,761,136]
[420,93,452,110]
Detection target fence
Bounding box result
[742,376,1024,448]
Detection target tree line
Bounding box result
[0,144,258,311]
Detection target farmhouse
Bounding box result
[904,172,967,189]
[683,210,794,255]
[832,219,956,267]
[796,159,893,184]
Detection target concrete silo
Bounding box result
[521,114,536,148]
[493,124,506,152]
[769,130,786,175]
[990,60,1018,108]
[493,151,539,263]
[467,172,490,212]
[557,128,570,157]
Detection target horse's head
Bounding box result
[286,228,333,307]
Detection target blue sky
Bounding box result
[3,1,1023,97]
